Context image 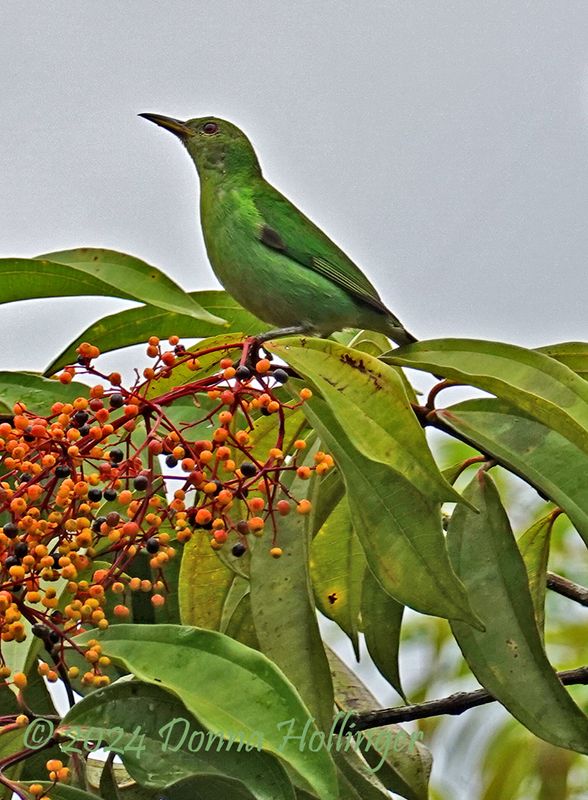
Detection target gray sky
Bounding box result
[1,1,587,374]
[1,4,587,796]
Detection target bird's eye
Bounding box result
[202,122,219,135]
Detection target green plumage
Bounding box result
[140,113,416,346]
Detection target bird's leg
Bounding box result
[255,325,311,345]
[239,325,311,368]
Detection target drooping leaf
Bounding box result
[333,748,392,799]
[179,532,235,630]
[361,568,405,699]
[311,468,345,536]
[60,680,295,800]
[0,371,88,415]
[300,391,480,625]
[38,248,226,324]
[536,341,588,380]
[327,647,432,800]
[517,513,556,638]
[310,498,365,658]
[437,397,588,546]
[222,585,260,650]
[447,470,588,754]
[77,625,338,800]
[385,338,588,457]
[32,788,103,800]
[45,290,270,375]
[249,456,335,732]
[161,776,257,800]
[269,338,463,505]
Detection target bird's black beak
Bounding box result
[138,113,194,140]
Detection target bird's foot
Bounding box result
[237,326,309,370]
[234,326,309,379]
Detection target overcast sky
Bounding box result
[1,5,587,797]
[1,1,587,374]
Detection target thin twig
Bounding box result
[547,572,588,607]
[336,666,588,732]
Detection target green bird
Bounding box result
[139,113,417,346]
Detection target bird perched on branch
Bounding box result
[139,113,417,347]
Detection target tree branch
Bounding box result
[547,572,588,607]
[336,666,588,732]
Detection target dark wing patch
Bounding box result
[253,185,389,315]
[260,224,286,251]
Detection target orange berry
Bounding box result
[247,516,264,532]
[277,500,291,516]
[294,439,307,450]
[13,671,27,690]
[297,499,312,514]
[195,508,212,526]
[256,359,271,374]
[299,388,313,400]
[296,466,311,480]
[113,604,130,618]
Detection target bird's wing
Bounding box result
[252,183,389,314]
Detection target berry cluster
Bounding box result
[0,335,333,691]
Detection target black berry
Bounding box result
[133,475,149,491]
[271,368,289,384]
[109,449,124,463]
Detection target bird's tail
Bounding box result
[386,318,418,348]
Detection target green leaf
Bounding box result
[269,338,463,505]
[45,290,270,375]
[536,341,588,380]
[38,248,226,324]
[385,338,588,457]
[517,513,556,638]
[437,398,588,546]
[60,680,294,800]
[300,391,480,625]
[77,625,339,800]
[34,788,103,800]
[162,775,257,800]
[447,471,588,754]
[311,468,345,536]
[99,756,122,800]
[249,454,335,732]
[361,568,405,699]
[310,498,364,657]
[179,533,235,630]
[333,749,392,800]
[327,647,432,800]
[0,371,88,415]
[222,586,260,650]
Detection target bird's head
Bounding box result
[139,113,261,178]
